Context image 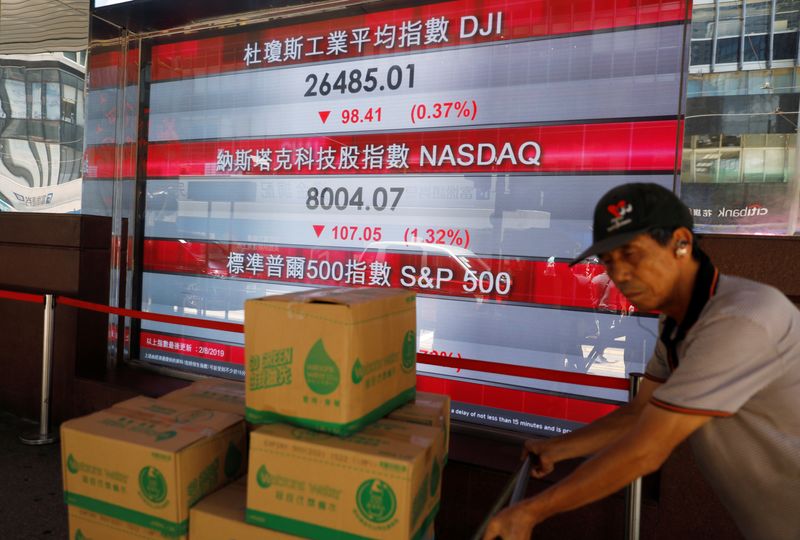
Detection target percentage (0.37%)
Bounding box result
[410,100,478,124]
[404,227,471,248]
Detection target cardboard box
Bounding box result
[191,479,434,540]
[388,391,451,461]
[68,505,171,539]
[190,479,299,539]
[362,419,445,524]
[246,423,439,539]
[62,396,247,538]
[161,379,245,417]
[245,287,417,436]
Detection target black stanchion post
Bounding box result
[20,293,58,445]
[624,372,643,540]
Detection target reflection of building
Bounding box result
[0,52,86,212]
[683,0,800,234]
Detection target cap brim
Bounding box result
[568,229,646,266]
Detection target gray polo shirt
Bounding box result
[645,263,800,540]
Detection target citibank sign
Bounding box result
[717,204,769,218]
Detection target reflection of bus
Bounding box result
[0,52,86,212]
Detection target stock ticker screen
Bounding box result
[132,0,689,435]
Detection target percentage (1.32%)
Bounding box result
[404,227,471,248]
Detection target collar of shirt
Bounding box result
[660,249,719,371]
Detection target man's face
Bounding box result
[598,233,680,313]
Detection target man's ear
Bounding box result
[672,227,693,257]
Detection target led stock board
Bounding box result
[88,0,690,435]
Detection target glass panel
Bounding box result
[77,86,85,128]
[691,39,713,64]
[745,0,771,34]
[697,134,721,148]
[763,148,787,182]
[716,37,740,63]
[693,5,717,39]
[722,134,741,147]
[771,68,795,93]
[688,76,703,97]
[30,82,42,120]
[62,84,78,124]
[718,150,741,182]
[775,0,799,31]
[766,133,789,147]
[742,148,765,181]
[743,133,766,146]
[681,149,694,182]
[747,71,772,93]
[695,150,719,182]
[717,1,743,37]
[743,34,769,61]
[724,71,747,94]
[45,82,61,121]
[4,79,27,118]
[773,32,798,60]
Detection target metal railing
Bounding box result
[475,373,644,540]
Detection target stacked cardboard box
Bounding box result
[388,392,451,463]
[61,396,247,539]
[241,287,449,539]
[163,377,448,538]
[244,287,418,435]
[61,286,450,539]
[191,479,298,539]
[161,378,246,417]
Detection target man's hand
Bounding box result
[523,438,557,479]
[483,501,538,540]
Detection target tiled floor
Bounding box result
[0,412,67,540]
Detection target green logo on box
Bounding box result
[290,428,331,442]
[256,465,272,489]
[75,529,91,540]
[175,409,213,424]
[351,358,364,384]
[356,479,397,524]
[155,430,177,442]
[304,339,340,395]
[138,466,168,507]
[67,454,79,474]
[401,331,416,372]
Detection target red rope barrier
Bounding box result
[57,296,244,334]
[0,290,44,304]
[417,353,630,391]
[0,288,625,390]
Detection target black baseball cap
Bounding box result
[569,183,693,266]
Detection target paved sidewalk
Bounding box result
[0,412,67,539]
